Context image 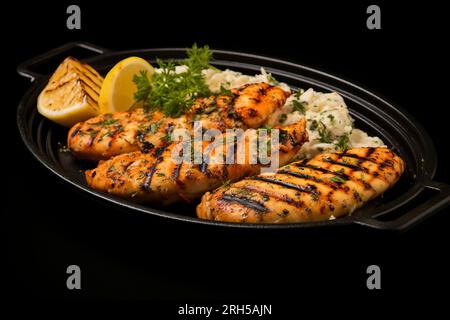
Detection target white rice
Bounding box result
[202,68,385,159]
[202,67,291,92]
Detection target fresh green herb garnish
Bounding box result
[267,73,279,85]
[327,114,335,124]
[219,85,235,97]
[329,176,345,184]
[102,118,117,126]
[336,133,350,150]
[184,43,215,72]
[163,132,172,143]
[292,100,306,114]
[133,44,214,117]
[309,120,318,131]
[149,119,163,134]
[233,188,252,196]
[133,70,151,102]
[89,130,98,138]
[295,88,304,99]
[98,131,113,142]
[317,121,332,143]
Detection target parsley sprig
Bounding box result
[133,44,215,117]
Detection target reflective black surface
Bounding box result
[16,46,449,230]
[4,0,450,312]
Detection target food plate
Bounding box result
[16,42,450,230]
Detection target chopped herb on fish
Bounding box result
[102,118,117,126]
[329,176,345,184]
[219,85,235,97]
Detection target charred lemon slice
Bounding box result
[98,57,154,113]
[37,57,103,127]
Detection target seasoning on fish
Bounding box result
[68,83,290,160]
[197,147,405,223]
[85,119,307,205]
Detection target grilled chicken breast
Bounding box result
[197,147,405,223]
[85,119,308,205]
[68,83,290,160]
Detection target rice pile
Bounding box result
[203,68,385,159]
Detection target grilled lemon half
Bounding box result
[37,57,104,127]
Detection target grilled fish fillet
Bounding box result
[85,119,308,205]
[68,83,290,160]
[197,147,405,223]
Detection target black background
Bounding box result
[3,0,449,315]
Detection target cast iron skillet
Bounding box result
[16,42,450,231]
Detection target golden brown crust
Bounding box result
[196,147,405,223]
[68,83,290,161]
[85,119,307,205]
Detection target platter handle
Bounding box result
[17,41,110,82]
[353,181,450,232]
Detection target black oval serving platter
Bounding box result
[16,42,450,231]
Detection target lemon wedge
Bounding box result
[98,57,154,113]
[37,57,104,127]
